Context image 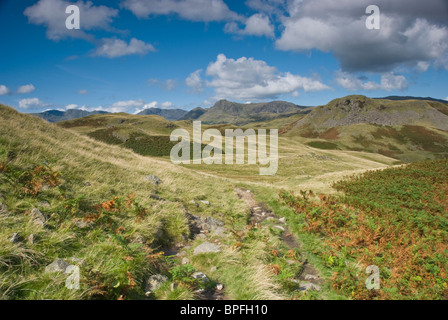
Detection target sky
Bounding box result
[0,0,447,114]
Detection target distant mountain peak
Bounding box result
[30,109,109,123]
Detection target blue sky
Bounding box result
[0,0,447,113]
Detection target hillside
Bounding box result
[136,108,188,121]
[378,96,448,104]
[195,100,309,125]
[0,104,304,300]
[30,109,109,123]
[283,95,448,162]
[4,99,447,300]
[179,107,207,121]
[280,159,448,299]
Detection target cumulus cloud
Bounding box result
[245,0,286,16]
[94,38,156,58]
[163,79,177,91]
[97,99,176,113]
[276,0,448,72]
[335,71,408,91]
[24,0,118,41]
[204,54,331,101]
[109,99,145,113]
[121,0,240,22]
[225,13,275,38]
[0,85,10,95]
[18,98,46,110]
[134,101,176,114]
[17,84,35,94]
[185,69,204,92]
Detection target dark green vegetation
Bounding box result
[280,160,448,299]
[306,141,339,150]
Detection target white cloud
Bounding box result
[133,101,175,114]
[18,98,46,110]
[185,69,204,92]
[94,38,156,58]
[121,0,240,22]
[0,85,10,95]
[225,14,275,38]
[205,54,331,100]
[77,89,88,95]
[380,73,409,91]
[24,0,118,41]
[161,101,174,109]
[65,104,81,110]
[276,0,448,72]
[17,84,35,94]
[164,79,177,91]
[335,71,408,91]
[109,99,144,113]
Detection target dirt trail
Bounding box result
[235,188,323,286]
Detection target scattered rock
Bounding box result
[170,282,176,291]
[10,233,22,243]
[178,251,187,257]
[192,272,209,282]
[212,227,227,237]
[38,201,50,208]
[182,257,190,265]
[203,217,224,230]
[68,257,85,266]
[190,200,199,207]
[210,266,217,273]
[146,175,162,185]
[216,284,224,291]
[279,217,286,224]
[83,181,91,187]
[45,259,71,273]
[30,208,48,227]
[195,233,207,240]
[193,242,221,255]
[145,274,168,293]
[298,282,321,292]
[273,226,285,232]
[27,234,38,244]
[74,219,92,229]
[199,200,211,206]
[305,274,318,281]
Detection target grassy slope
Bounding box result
[8,97,446,300]
[281,97,448,163]
[279,160,448,300]
[62,112,397,194]
[0,105,300,300]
